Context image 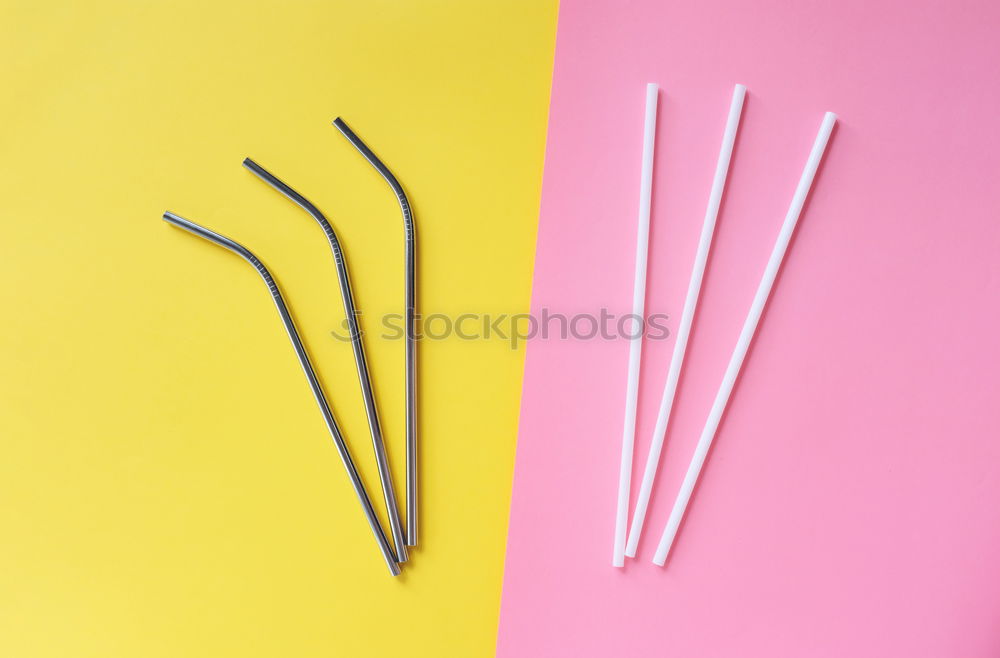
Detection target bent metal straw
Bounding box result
[241,158,408,564]
[332,118,420,548]
[161,211,401,576]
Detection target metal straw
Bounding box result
[242,158,408,562]
[332,118,419,547]
[162,211,400,576]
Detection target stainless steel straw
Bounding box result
[162,211,400,576]
[242,159,408,563]
[332,118,419,547]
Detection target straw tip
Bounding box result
[241,157,255,168]
[734,83,747,94]
[652,556,666,567]
[824,111,838,124]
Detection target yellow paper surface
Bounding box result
[0,2,556,655]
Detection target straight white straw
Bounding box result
[614,83,659,567]
[653,111,837,566]
[626,84,746,558]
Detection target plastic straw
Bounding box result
[653,111,837,566]
[626,84,746,557]
[614,83,659,567]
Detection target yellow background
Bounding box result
[0,1,556,655]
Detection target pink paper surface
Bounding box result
[498,1,1000,655]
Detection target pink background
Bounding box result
[498,0,1000,655]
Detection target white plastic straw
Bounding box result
[653,111,837,566]
[614,83,659,567]
[626,84,746,558]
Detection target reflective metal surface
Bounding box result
[162,211,400,576]
[241,159,408,563]
[332,118,419,547]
